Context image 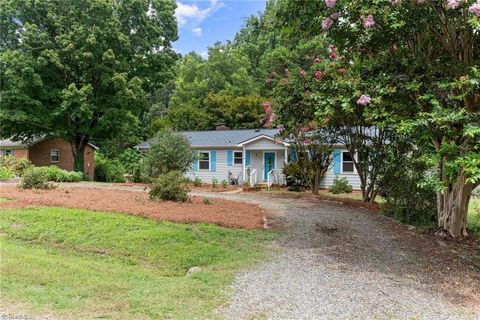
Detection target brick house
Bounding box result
[0,137,97,180]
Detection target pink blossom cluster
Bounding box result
[470,1,480,17]
[446,0,460,9]
[322,17,334,30]
[417,0,425,3]
[330,12,340,20]
[390,0,401,5]
[364,15,375,28]
[315,71,323,79]
[299,70,306,77]
[325,0,336,8]
[357,95,372,106]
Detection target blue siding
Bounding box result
[210,151,217,172]
[245,151,251,166]
[333,149,341,174]
[227,150,233,166]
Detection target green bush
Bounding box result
[221,179,228,188]
[33,166,83,182]
[192,177,202,187]
[203,197,211,205]
[94,153,126,183]
[283,162,307,189]
[20,168,50,189]
[329,176,353,194]
[0,156,33,176]
[211,177,218,188]
[0,166,15,179]
[119,148,143,182]
[149,171,190,202]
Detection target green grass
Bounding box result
[0,207,276,319]
[0,197,12,203]
[467,198,480,237]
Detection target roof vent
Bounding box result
[216,124,230,130]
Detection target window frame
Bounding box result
[50,148,60,163]
[1,149,14,157]
[198,151,210,171]
[233,151,243,165]
[341,151,355,173]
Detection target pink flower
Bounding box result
[337,68,345,73]
[325,0,336,8]
[315,71,322,79]
[356,95,372,106]
[313,57,321,63]
[330,12,340,20]
[469,1,480,17]
[299,70,306,77]
[277,124,285,132]
[304,138,312,144]
[364,15,375,28]
[390,0,401,5]
[263,101,273,115]
[284,68,289,75]
[417,0,425,3]
[322,17,334,31]
[330,52,337,59]
[446,0,460,9]
[329,44,337,52]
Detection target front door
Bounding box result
[264,152,275,180]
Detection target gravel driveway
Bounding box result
[192,191,480,320]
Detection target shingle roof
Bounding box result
[0,139,28,147]
[0,137,99,149]
[135,129,280,149]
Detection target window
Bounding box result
[51,149,60,163]
[198,151,210,170]
[234,151,243,165]
[342,151,354,173]
[1,149,14,157]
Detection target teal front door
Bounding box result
[264,152,275,180]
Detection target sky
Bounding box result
[173,0,266,58]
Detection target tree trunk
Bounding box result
[437,172,474,238]
[71,136,87,175]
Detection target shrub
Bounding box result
[329,176,353,194]
[20,168,49,189]
[119,148,143,182]
[202,197,211,205]
[0,156,33,176]
[192,177,202,187]
[221,179,228,188]
[211,177,218,188]
[149,171,189,202]
[0,167,15,179]
[94,153,126,183]
[143,129,193,180]
[283,162,307,189]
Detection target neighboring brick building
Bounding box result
[0,137,97,180]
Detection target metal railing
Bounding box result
[267,169,286,188]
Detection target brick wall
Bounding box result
[28,137,95,180]
[14,148,29,159]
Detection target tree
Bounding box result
[274,0,480,237]
[143,129,193,180]
[0,0,178,174]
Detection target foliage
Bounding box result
[0,156,33,176]
[143,129,192,181]
[0,0,178,173]
[192,177,202,187]
[94,153,126,183]
[119,148,143,182]
[149,171,189,202]
[468,198,480,237]
[203,197,212,205]
[0,166,14,179]
[329,176,353,195]
[282,162,307,192]
[20,168,49,189]
[0,207,275,319]
[221,179,228,188]
[211,177,218,188]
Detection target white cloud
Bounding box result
[175,0,223,26]
[192,27,202,37]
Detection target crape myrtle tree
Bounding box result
[0,0,178,174]
[276,0,479,237]
[265,35,397,202]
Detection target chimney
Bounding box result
[216,124,230,130]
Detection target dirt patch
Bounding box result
[0,186,268,229]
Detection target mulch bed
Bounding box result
[0,186,267,229]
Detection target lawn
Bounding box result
[467,198,480,237]
[0,207,276,319]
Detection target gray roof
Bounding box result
[0,137,99,149]
[135,129,280,149]
[0,139,29,147]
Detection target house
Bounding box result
[135,128,362,189]
[0,137,97,180]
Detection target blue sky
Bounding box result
[174,0,266,58]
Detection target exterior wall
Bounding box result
[248,150,286,182]
[319,147,362,190]
[0,147,29,159]
[186,148,243,184]
[28,138,95,180]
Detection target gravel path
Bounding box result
[192,191,480,320]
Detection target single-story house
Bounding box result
[135,128,362,189]
[0,137,97,180]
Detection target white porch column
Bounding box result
[284,145,288,164]
[242,145,246,184]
